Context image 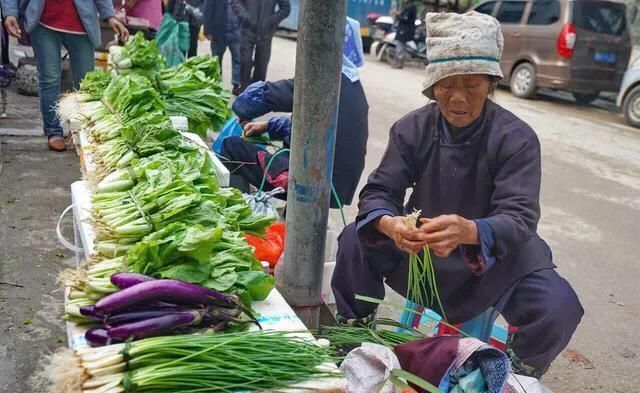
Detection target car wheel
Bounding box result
[572,92,600,105]
[510,63,537,98]
[623,85,640,128]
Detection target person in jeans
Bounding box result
[391,0,416,69]
[230,0,290,91]
[203,0,240,95]
[1,0,128,151]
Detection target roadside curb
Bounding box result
[0,128,43,137]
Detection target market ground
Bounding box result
[1,37,639,392]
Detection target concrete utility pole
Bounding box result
[276,0,347,329]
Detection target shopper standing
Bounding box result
[392,0,417,69]
[167,0,203,57]
[203,0,241,94]
[230,0,290,91]
[1,0,128,151]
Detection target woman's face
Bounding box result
[433,74,491,128]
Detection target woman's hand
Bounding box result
[4,16,21,39]
[376,215,427,254]
[108,17,129,42]
[243,121,268,138]
[419,215,478,257]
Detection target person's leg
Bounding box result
[220,136,289,191]
[239,36,254,91]
[332,223,409,322]
[499,269,583,378]
[61,32,95,89]
[394,41,406,68]
[1,16,9,65]
[252,37,272,83]
[228,39,242,90]
[29,25,64,137]
[211,40,225,76]
[188,25,199,57]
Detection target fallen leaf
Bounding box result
[23,319,32,326]
[55,252,65,258]
[563,349,595,369]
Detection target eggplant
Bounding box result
[79,305,103,321]
[94,279,240,315]
[85,327,122,347]
[105,310,183,326]
[107,310,202,340]
[110,272,155,289]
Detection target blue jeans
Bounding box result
[30,25,95,137]
[211,38,241,87]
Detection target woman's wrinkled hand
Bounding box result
[243,121,269,138]
[419,215,478,257]
[376,215,427,254]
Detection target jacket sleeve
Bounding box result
[94,0,116,20]
[482,127,542,263]
[266,116,291,141]
[357,122,417,224]
[230,0,252,28]
[1,0,19,17]
[271,0,291,24]
[202,0,224,37]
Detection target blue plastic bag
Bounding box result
[212,117,244,154]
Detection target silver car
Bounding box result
[618,55,640,128]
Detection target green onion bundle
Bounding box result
[405,210,447,320]
[319,323,423,348]
[40,331,339,393]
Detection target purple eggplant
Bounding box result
[110,272,155,289]
[79,305,103,321]
[107,310,203,340]
[94,279,240,315]
[105,310,186,326]
[85,327,122,347]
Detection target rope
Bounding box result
[258,147,347,228]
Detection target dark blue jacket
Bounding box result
[233,74,369,206]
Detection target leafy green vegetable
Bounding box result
[79,70,112,101]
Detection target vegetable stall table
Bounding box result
[60,119,346,392]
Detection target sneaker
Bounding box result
[232,85,242,96]
[47,136,66,152]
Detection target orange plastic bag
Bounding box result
[245,222,286,269]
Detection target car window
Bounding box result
[496,1,527,24]
[574,1,626,36]
[475,1,496,16]
[527,0,561,25]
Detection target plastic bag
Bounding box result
[245,222,286,269]
[212,117,244,154]
[340,343,401,393]
[243,188,284,220]
[155,13,190,67]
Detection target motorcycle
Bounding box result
[372,17,428,66]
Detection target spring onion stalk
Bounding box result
[319,322,423,348]
[404,210,447,320]
[39,331,339,393]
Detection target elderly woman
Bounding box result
[331,12,583,378]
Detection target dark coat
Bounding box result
[203,0,240,47]
[236,74,369,206]
[167,0,204,29]
[357,101,555,322]
[229,0,290,41]
[396,2,417,43]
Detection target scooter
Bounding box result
[373,18,428,66]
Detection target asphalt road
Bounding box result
[0,37,638,392]
[223,37,640,392]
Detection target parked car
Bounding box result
[473,0,632,105]
[617,55,640,128]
